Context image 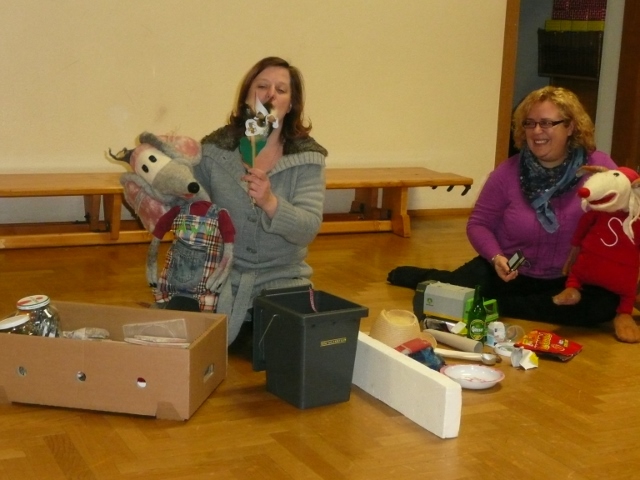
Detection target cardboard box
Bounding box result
[0,301,227,420]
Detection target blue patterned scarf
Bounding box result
[519,145,586,233]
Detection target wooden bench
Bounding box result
[0,167,472,248]
[322,167,472,237]
[0,172,147,249]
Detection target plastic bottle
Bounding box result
[485,320,505,347]
[467,285,486,342]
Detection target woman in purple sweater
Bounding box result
[388,86,639,343]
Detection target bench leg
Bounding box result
[103,194,122,240]
[351,188,385,219]
[381,187,410,237]
[83,195,101,231]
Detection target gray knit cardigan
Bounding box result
[195,126,327,345]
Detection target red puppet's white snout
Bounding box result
[580,167,640,213]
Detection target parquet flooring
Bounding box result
[1,216,639,479]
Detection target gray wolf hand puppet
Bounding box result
[110,132,235,312]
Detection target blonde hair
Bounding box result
[512,86,596,153]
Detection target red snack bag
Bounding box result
[515,330,582,361]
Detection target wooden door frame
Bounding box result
[611,1,640,170]
[495,0,521,167]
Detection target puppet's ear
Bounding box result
[577,165,608,177]
[624,189,640,242]
[120,174,169,234]
[167,136,202,165]
[631,178,640,190]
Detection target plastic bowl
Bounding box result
[440,364,505,390]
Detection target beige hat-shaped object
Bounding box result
[369,309,437,348]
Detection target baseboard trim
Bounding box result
[408,208,472,218]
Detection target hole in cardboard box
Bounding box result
[137,377,147,388]
[17,366,27,376]
[77,372,86,382]
[203,363,214,382]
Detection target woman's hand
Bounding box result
[242,167,278,217]
[492,254,518,282]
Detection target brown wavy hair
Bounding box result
[227,56,312,144]
[512,86,596,153]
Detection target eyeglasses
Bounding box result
[522,119,566,130]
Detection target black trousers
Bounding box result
[388,256,619,327]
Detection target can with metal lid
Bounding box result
[0,314,37,335]
[16,295,60,337]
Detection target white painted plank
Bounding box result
[352,332,462,439]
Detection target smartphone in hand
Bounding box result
[507,250,525,272]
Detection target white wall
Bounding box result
[0,0,508,222]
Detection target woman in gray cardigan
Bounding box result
[196,57,327,346]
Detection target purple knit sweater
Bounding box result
[466,151,617,279]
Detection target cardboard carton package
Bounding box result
[0,301,227,420]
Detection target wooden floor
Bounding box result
[1,216,639,479]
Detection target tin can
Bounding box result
[0,314,37,335]
[16,295,60,337]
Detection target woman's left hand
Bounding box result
[242,167,278,217]
[492,255,518,282]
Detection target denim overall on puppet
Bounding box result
[109,132,235,312]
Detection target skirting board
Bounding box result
[352,332,462,439]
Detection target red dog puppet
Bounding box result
[553,166,640,343]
